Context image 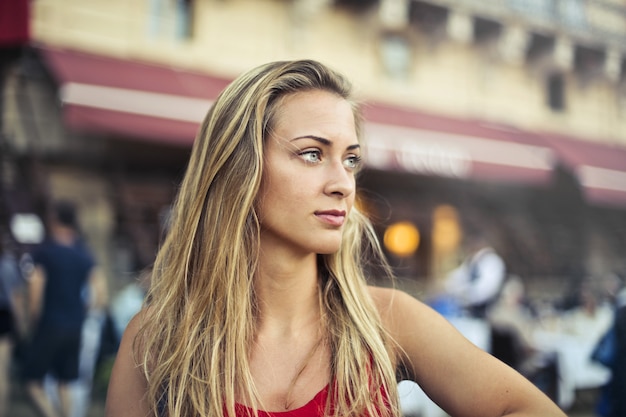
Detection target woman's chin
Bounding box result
[314,241,342,255]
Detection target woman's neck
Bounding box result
[255,251,320,337]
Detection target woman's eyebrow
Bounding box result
[291,135,331,145]
[291,135,361,151]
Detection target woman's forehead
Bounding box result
[272,90,355,126]
[269,97,358,148]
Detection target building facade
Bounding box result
[2,0,626,299]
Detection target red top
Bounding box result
[233,382,390,417]
[234,385,330,417]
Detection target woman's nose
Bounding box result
[324,160,355,198]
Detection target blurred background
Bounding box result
[1,0,626,416]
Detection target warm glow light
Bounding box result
[384,221,420,257]
[432,205,461,252]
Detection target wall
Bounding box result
[30,0,626,145]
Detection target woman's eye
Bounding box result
[300,150,322,164]
[344,155,362,170]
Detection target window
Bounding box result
[334,0,378,13]
[409,1,448,38]
[508,0,555,21]
[379,32,412,79]
[619,82,626,116]
[618,62,626,115]
[558,0,587,30]
[574,46,604,84]
[547,72,566,111]
[148,0,193,41]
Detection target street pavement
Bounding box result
[7,382,105,417]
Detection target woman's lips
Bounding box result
[315,210,346,227]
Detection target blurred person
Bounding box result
[553,283,613,410]
[593,273,626,417]
[486,277,559,401]
[608,283,626,417]
[441,231,506,354]
[0,232,27,417]
[22,200,108,417]
[109,267,151,341]
[487,276,537,369]
[444,230,506,319]
[105,59,565,417]
[70,285,111,417]
[561,283,613,344]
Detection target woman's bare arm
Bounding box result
[370,287,566,417]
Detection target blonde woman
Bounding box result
[105,60,566,417]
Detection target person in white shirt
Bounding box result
[445,232,506,319]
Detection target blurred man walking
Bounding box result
[22,200,107,417]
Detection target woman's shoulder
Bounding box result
[366,286,464,351]
[366,286,435,336]
[367,286,426,313]
[366,286,404,312]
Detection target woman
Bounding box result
[105,60,566,417]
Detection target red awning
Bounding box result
[38,45,626,206]
[39,45,231,145]
[362,104,555,185]
[38,45,556,185]
[541,133,626,207]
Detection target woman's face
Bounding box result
[257,89,360,256]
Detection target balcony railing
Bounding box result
[426,0,626,46]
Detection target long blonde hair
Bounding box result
[138,60,399,417]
